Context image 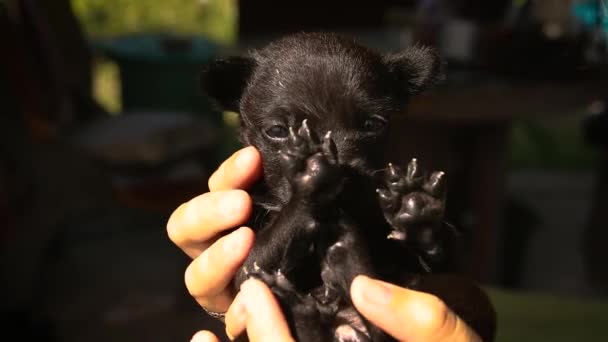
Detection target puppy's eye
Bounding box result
[264,125,289,139]
[363,117,387,132]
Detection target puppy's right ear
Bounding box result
[200,57,255,112]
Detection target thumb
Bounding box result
[351,276,481,342]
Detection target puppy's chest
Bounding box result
[249,177,403,264]
[250,175,381,228]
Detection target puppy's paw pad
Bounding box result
[378,159,447,262]
[281,121,344,200]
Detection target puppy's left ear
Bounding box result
[384,46,445,95]
[200,57,255,112]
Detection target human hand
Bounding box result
[189,275,481,342]
[350,275,482,342]
[166,146,262,314]
[190,278,295,342]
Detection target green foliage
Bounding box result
[72,0,237,44]
[92,59,121,113]
[487,287,608,342]
[509,116,598,170]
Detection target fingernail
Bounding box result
[355,276,393,306]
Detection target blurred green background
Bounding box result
[73,0,237,42]
[509,115,597,170]
[73,0,237,114]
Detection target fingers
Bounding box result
[167,146,261,259]
[167,190,252,258]
[190,330,221,342]
[225,278,295,342]
[208,146,263,191]
[168,146,263,323]
[224,290,246,339]
[351,276,481,342]
[185,227,255,312]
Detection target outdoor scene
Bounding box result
[1,1,607,341]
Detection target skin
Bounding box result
[167,146,481,342]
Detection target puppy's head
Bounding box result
[201,33,443,201]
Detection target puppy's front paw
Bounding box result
[279,120,344,203]
[377,159,447,263]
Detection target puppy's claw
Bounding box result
[406,158,423,187]
[321,131,339,164]
[422,244,443,262]
[387,163,401,182]
[288,126,304,147]
[418,255,432,273]
[424,171,446,197]
[275,270,297,292]
[386,163,407,191]
[298,119,320,145]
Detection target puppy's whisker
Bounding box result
[370,167,389,176]
[443,220,462,235]
[256,203,282,212]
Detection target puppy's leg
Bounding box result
[235,121,346,341]
[377,160,497,341]
[236,214,334,341]
[320,224,382,342]
[236,121,344,286]
[377,159,447,268]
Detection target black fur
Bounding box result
[200,32,496,342]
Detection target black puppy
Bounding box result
[200,32,496,342]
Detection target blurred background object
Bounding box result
[1,0,608,341]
